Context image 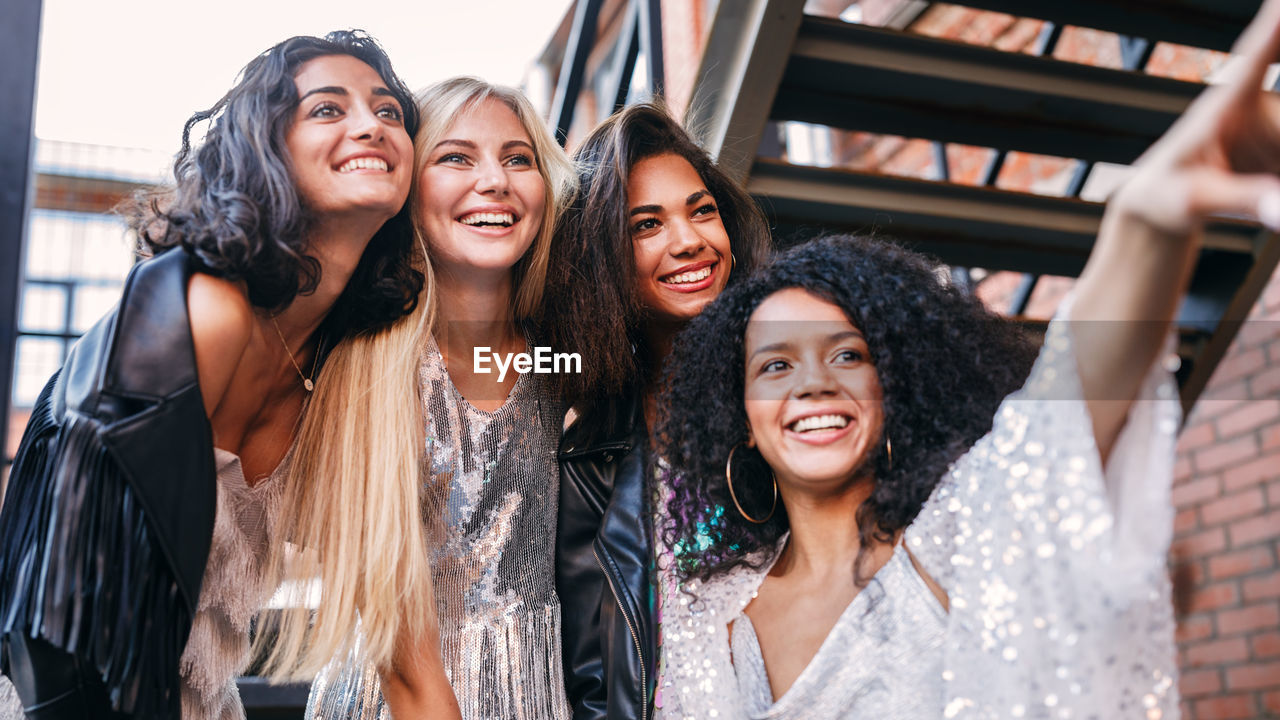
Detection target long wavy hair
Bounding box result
[542,100,773,416]
[655,234,1038,587]
[411,76,578,324]
[123,31,441,681]
[127,29,423,336]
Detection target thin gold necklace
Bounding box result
[270,316,320,392]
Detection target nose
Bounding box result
[348,103,385,142]
[793,359,839,399]
[474,157,510,196]
[666,218,706,257]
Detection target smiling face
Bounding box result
[285,54,413,226]
[743,288,885,494]
[415,97,546,280]
[628,153,733,326]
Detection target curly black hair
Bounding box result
[655,234,1038,586]
[125,30,423,338]
[541,100,772,417]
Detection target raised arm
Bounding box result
[1072,0,1280,461]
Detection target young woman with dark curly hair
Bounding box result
[0,31,438,720]
[653,3,1280,715]
[542,102,771,720]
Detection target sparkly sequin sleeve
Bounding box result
[904,294,1182,719]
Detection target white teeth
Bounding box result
[790,414,850,433]
[338,157,389,173]
[459,212,515,227]
[661,266,712,284]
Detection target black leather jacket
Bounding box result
[0,248,216,719]
[556,392,657,720]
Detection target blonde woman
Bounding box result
[306,77,576,720]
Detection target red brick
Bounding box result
[1177,614,1215,643]
[1212,348,1267,386]
[1189,582,1241,614]
[1218,602,1280,635]
[1226,661,1280,690]
[1222,452,1280,492]
[1187,636,1250,666]
[1193,397,1247,424]
[1253,630,1280,658]
[1265,690,1280,714]
[1208,546,1276,580]
[1178,421,1218,452]
[1244,570,1280,602]
[1194,693,1258,719]
[1255,365,1280,397]
[1175,507,1200,535]
[1229,510,1280,547]
[1173,527,1228,559]
[1202,489,1267,525]
[1174,476,1223,509]
[1195,437,1260,474]
[1175,455,1194,482]
[1270,480,1280,505]
[1179,668,1223,697]
[1264,424,1280,450]
[1216,400,1280,439]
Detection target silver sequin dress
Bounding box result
[658,296,1182,719]
[307,338,570,720]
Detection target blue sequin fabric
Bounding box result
[657,297,1182,719]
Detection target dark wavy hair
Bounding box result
[655,234,1038,586]
[127,30,423,337]
[541,101,772,415]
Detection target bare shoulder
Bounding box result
[187,272,254,415]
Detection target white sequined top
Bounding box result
[657,298,1182,719]
[307,337,570,720]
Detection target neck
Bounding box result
[434,266,522,359]
[774,475,875,578]
[266,221,374,351]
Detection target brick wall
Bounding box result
[1173,268,1280,719]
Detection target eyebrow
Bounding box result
[299,86,398,102]
[629,188,713,217]
[748,330,865,361]
[433,139,535,152]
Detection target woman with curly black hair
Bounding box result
[542,102,771,720]
[653,3,1280,714]
[0,31,439,720]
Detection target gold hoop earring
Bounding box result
[885,435,893,471]
[726,443,777,524]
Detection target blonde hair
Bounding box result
[247,78,573,681]
[253,236,438,680]
[412,76,576,321]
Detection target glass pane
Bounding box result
[72,285,123,334]
[19,284,69,333]
[12,336,65,408]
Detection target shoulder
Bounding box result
[187,273,254,413]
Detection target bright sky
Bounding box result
[34,0,574,155]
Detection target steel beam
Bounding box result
[1,0,42,470]
[685,0,806,183]
[773,16,1204,165]
[748,159,1256,275]
[638,0,664,95]
[551,0,606,146]
[951,0,1259,53]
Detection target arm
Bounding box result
[1072,0,1280,462]
[379,626,462,720]
[187,272,254,420]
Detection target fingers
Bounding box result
[1185,169,1280,231]
[1231,0,1280,91]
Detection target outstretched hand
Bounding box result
[1074,0,1280,464]
[1113,0,1280,233]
